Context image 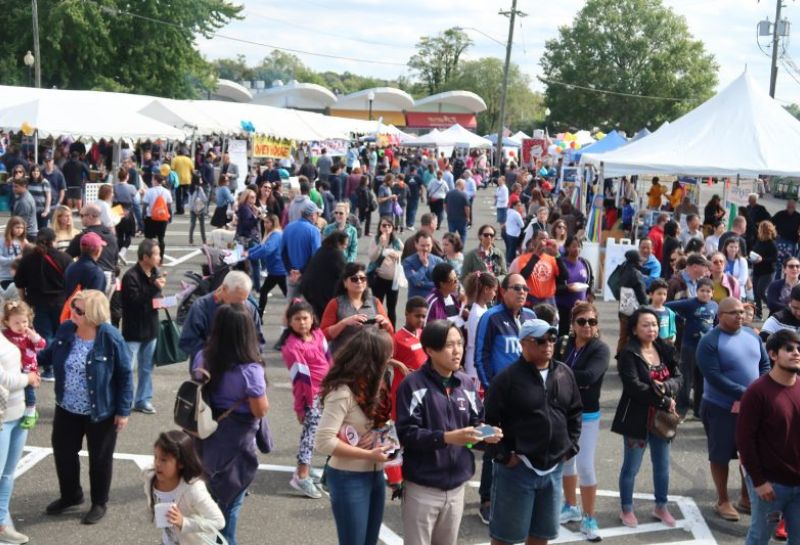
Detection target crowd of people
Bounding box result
[0,139,796,545]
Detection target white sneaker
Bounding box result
[0,526,29,544]
[289,474,322,499]
[559,503,582,523]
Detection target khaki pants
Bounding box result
[402,481,465,545]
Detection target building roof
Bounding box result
[411,90,487,113]
[212,79,254,103]
[250,81,337,110]
[335,87,415,111]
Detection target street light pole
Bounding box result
[23,51,34,87]
[31,0,41,88]
[368,90,375,121]
[496,0,526,169]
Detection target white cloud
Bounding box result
[196,0,800,104]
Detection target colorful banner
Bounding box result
[252,135,293,159]
[311,139,348,157]
[521,138,546,165]
[405,112,477,129]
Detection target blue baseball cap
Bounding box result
[519,319,557,341]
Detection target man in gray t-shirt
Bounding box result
[12,179,37,241]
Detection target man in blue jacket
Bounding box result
[696,297,770,522]
[402,232,443,299]
[396,320,502,545]
[472,272,536,524]
[281,201,321,300]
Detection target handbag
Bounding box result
[154,309,188,366]
[647,407,680,440]
[255,413,275,454]
[392,260,408,290]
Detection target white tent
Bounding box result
[510,130,530,143]
[0,97,186,141]
[581,72,800,177]
[406,124,492,148]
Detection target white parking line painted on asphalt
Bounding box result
[18,448,717,545]
[163,248,202,267]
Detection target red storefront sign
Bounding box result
[405,112,477,129]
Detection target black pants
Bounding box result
[175,185,190,214]
[753,272,773,317]
[144,218,167,258]
[429,200,444,229]
[358,208,372,237]
[370,276,398,327]
[258,274,287,317]
[51,406,117,506]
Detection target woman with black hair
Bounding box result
[300,230,350,319]
[320,262,394,355]
[190,304,269,545]
[660,220,682,280]
[315,328,397,545]
[425,262,464,326]
[367,216,403,327]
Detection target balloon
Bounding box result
[20,122,34,136]
[547,144,558,155]
[570,141,576,149]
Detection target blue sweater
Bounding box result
[473,304,536,388]
[402,253,444,299]
[665,298,718,345]
[280,218,321,273]
[248,231,286,276]
[178,292,265,358]
[696,327,770,410]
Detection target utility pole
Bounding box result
[496,1,526,168]
[32,0,41,88]
[769,0,783,97]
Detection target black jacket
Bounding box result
[396,363,483,491]
[611,338,682,440]
[14,247,72,309]
[300,246,346,319]
[554,336,610,413]
[121,263,163,342]
[66,225,119,274]
[485,357,582,468]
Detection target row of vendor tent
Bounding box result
[0,84,383,143]
[580,72,800,178]
[405,123,494,149]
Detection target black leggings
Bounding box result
[370,276,398,327]
[258,274,287,317]
[358,208,372,237]
[144,218,167,258]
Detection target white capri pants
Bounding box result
[563,416,600,486]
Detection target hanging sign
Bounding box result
[252,135,293,159]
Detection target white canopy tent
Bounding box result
[405,124,492,148]
[581,72,800,177]
[510,130,530,143]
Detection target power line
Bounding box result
[84,0,409,67]
[538,78,693,102]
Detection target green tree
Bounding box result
[447,58,543,135]
[212,55,254,83]
[540,0,718,132]
[785,103,800,120]
[0,0,242,98]
[408,28,472,95]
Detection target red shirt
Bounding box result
[648,225,665,261]
[391,327,427,420]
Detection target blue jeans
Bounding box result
[619,434,671,512]
[24,386,35,408]
[405,199,419,228]
[745,475,800,545]
[448,218,467,243]
[326,467,385,545]
[0,418,29,525]
[221,488,246,545]
[132,193,144,231]
[127,339,157,409]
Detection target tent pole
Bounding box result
[34,130,38,165]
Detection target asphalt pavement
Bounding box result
[7,179,784,544]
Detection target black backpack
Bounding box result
[173,368,241,439]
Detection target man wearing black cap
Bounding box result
[484,319,582,545]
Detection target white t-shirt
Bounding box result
[143,186,173,217]
[496,185,509,208]
[465,302,487,381]
[153,486,180,545]
[505,208,525,237]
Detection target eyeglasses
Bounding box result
[349,275,368,284]
[380,223,393,229]
[480,232,495,238]
[334,211,345,216]
[70,300,86,317]
[508,284,529,293]
[575,317,598,327]
[533,335,557,345]
[787,264,800,269]
[782,344,800,353]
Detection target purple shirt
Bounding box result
[191,353,266,414]
[559,258,590,308]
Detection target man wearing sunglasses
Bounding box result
[737,329,800,543]
[696,297,770,522]
[484,319,582,545]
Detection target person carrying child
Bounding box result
[280,299,332,500]
[2,300,45,429]
[143,430,225,545]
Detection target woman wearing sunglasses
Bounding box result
[38,289,133,525]
[320,262,394,355]
[766,257,800,315]
[367,216,403,327]
[555,236,594,337]
[553,302,610,542]
[461,224,507,281]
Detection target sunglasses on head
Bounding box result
[575,317,598,327]
[349,274,367,284]
[70,300,86,316]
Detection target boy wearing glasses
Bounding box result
[484,319,582,545]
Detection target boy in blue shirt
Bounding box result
[647,279,676,344]
[666,277,718,418]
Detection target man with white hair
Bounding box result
[178,270,265,359]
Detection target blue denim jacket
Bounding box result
[39,321,133,422]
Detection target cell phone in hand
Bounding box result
[363,318,378,325]
[475,424,496,439]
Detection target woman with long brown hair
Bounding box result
[315,328,396,545]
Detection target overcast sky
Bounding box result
[196,0,800,105]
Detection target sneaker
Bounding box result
[133,404,156,415]
[775,520,788,541]
[560,503,582,523]
[45,496,84,515]
[289,474,322,499]
[478,502,491,525]
[0,526,29,544]
[619,510,638,528]
[81,503,106,525]
[652,506,677,527]
[580,516,602,542]
[40,369,55,382]
[19,411,38,430]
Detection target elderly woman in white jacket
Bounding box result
[0,331,41,544]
